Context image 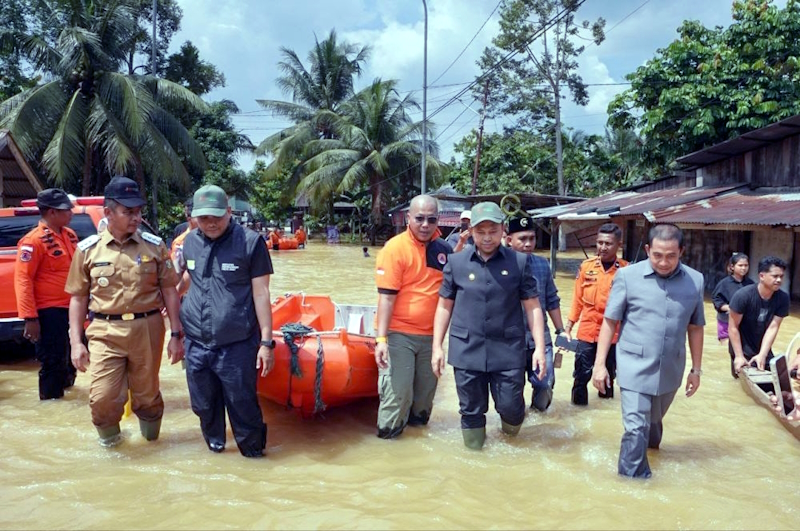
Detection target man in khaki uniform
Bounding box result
[66,176,184,447]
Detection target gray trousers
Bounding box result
[618,387,677,478]
[377,332,438,435]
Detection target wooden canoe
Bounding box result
[739,366,800,442]
[257,294,378,417]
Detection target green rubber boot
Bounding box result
[97,424,122,448]
[139,418,162,441]
[501,420,522,436]
[461,427,486,450]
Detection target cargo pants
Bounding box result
[376,332,438,438]
[85,312,166,429]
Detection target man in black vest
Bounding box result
[431,201,547,449]
[180,185,274,457]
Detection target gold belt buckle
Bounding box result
[121,313,135,321]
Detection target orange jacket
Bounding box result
[14,221,78,317]
[295,228,307,244]
[568,256,628,343]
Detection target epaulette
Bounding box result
[141,232,163,246]
[77,234,100,252]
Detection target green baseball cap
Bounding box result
[470,201,504,225]
[191,185,229,217]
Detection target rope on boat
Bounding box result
[280,322,327,415]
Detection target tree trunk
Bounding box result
[370,176,382,246]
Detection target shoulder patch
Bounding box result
[77,234,100,252]
[141,232,163,246]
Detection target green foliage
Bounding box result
[248,160,295,223]
[0,0,37,101]
[609,0,800,167]
[164,41,225,96]
[122,0,183,76]
[448,126,649,197]
[0,0,207,201]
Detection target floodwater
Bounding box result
[2,242,800,530]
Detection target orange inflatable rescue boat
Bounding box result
[258,294,378,417]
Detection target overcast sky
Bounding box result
[168,0,769,172]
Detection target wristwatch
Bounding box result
[690,367,703,376]
[554,327,565,335]
[260,339,276,349]
[170,331,183,339]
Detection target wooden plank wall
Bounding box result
[701,135,800,188]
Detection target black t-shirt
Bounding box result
[711,275,755,323]
[729,284,790,358]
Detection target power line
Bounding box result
[429,0,502,87]
[426,0,587,123]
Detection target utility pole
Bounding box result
[150,0,159,230]
[421,0,428,194]
[470,81,489,196]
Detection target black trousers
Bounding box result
[454,367,525,429]
[184,335,267,456]
[36,307,76,400]
[572,341,616,397]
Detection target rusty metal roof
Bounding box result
[533,185,743,220]
[651,189,800,227]
[676,114,800,167]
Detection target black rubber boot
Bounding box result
[531,387,553,411]
[407,410,430,426]
[571,382,588,406]
[97,424,122,448]
[599,379,614,399]
[377,425,405,439]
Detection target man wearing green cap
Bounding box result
[179,184,274,457]
[432,201,547,449]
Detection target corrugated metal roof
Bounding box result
[676,114,800,167]
[532,185,743,221]
[652,190,800,226]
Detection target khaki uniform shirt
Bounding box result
[65,229,178,314]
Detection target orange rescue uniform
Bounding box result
[295,228,307,245]
[568,256,628,343]
[375,228,450,335]
[14,221,78,318]
[268,231,280,249]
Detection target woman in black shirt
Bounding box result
[711,253,754,345]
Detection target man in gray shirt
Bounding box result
[592,224,705,478]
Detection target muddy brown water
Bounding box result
[1,243,799,529]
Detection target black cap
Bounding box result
[36,188,73,210]
[507,215,535,234]
[104,176,146,208]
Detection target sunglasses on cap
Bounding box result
[412,215,438,224]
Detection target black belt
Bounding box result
[94,309,161,321]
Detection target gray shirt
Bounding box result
[605,260,705,396]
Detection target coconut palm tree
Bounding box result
[299,79,442,243]
[0,0,206,197]
[254,29,370,189]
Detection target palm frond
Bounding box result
[87,97,136,176]
[96,72,154,143]
[42,89,88,186]
[0,80,70,158]
[255,99,315,122]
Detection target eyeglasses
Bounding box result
[412,215,438,225]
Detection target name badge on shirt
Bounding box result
[221,263,239,272]
[187,259,195,271]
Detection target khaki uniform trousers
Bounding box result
[377,332,438,436]
[85,313,166,429]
